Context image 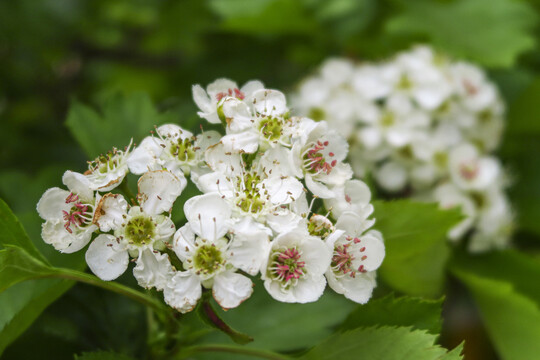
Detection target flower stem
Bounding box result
[179,344,290,360]
[50,268,173,318]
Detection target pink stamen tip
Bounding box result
[345,194,352,204]
[353,237,361,244]
[323,141,329,146]
[361,255,367,260]
[360,247,366,252]
[329,152,335,157]
[331,160,337,167]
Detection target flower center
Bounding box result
[170,137,197,162]
[88,150,122,175]
[303,140,337,175]
[397,74,412,90]
[258,117,283,141]
[62,193,93,233]
[270,247,306,287]
[125,215,156,246]
[308,107,326,122]
[216,88,245,102]
[235,172,267,214]
[307,215,334,240]
[434,151,448,169]
[193,243,225,276]
[332,236,367,278]
[459,161,479,180]
[379,112,395,128]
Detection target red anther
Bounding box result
[323,141,329,146]
[360,247,366,252]
[329,152,335,157]
[361,255,367,260]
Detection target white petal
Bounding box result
[184,193,232,241]
[259,176,304,205]
[265,210,304,234]
[221,131,260,154]
[133,249,174,291]
[252,89,288,116]
[94,193,128,232]
[85,234,129,281]
[207,78,238,98]
[350,230,385,272]
[326,270,376,304]
[375,162,408,192]
[192,84,214,114]
[62,171,94,201]
[37,188,71,221]
[194,171,234,198]
[240,80,264,96]
[127,137,163,174]
[205,143,243,175]
[173,224,196,261]
[213,271,253,310]
[229,218,271,275]
[195,130,221,152]
[164,272,202,313]
[222,98,253,132]
[137,170,185,215]
[335,211,372,237]
[305,175,335,199]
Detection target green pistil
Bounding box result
[397,74,412,90]
[307,218,333,240]
[478,109,493,123]
[434,151,448,169]
[379,112,395,128]
[194,244,224,275]
[237,193,265,214]
[125,216,156,246]
[259,117,282,141]
[170,138,196,162]
[308,107,326,122]
[96,152,118,174]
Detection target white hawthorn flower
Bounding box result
[165,193,270,312]
[84,141,132,192]
[324,179,374,219]
[37,171,99,253]
[291,120,353,198]
[85,170,183,289]
[220,89,295,153]
[197,146,304,229]
[448,143,500,191]
[128,124,220,182]
[325,212,385,304]
[192,78,264,124]
[261,229,331,303]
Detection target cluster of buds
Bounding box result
[292,45,513,252]
[37,79,385,312]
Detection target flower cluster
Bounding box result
[292,45,513,252]
[37,79,385,312]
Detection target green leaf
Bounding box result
[373,200,462,297]
[200,280,356,352]
[0,279,73,355]
[74,351,136,360]
[340,294,443,335]
[0,246,53,292]
[507,78,540,135]
[451,250,540,360]
[0,198,48,264]
[300,326,463,360]
[65,92,177,158]
[386,0,537,67]
[209,0,319,35]
[0,199,81,356]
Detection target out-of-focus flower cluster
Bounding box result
[37,79,385,313]
[292,46,513,252]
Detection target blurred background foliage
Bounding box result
[1,0,540,359]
